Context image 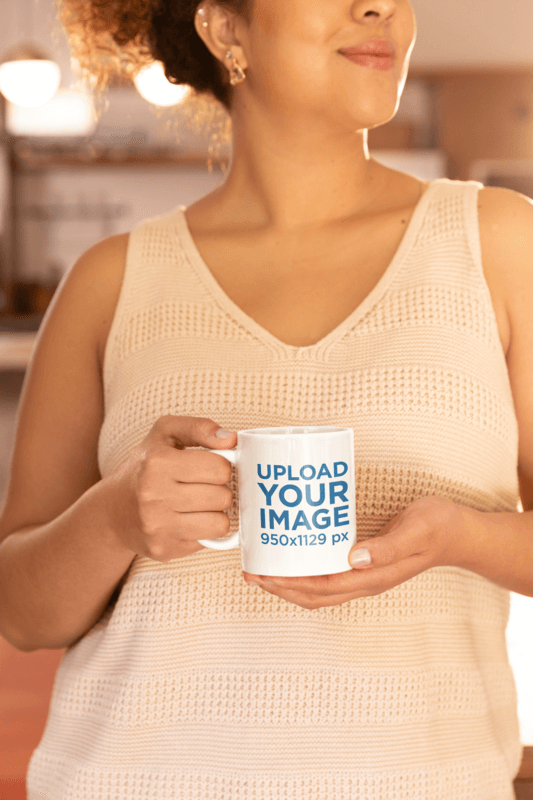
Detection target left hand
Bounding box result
[243,496,476,610]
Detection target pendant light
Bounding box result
[0,0,61,109]
[0,43,61,108]
[133,61,190,107]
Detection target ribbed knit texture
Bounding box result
[27,178,522,799]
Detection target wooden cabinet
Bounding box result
[430,69,533,180]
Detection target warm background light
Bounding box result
[0,58,60,107]
[507,593,533,744]
[5,89,95,137]
[133,61,190,107]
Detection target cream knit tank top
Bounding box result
[28,178,522,800]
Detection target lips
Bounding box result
[340,39,396,57]
[339,39,396,71]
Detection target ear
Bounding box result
[194,3,249,71]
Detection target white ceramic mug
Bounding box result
[199,426,356,576]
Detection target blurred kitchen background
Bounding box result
[1,0,533,797]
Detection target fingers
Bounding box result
[346,496,460,572]
[249,570,357,596]
[244,579,366,610]
[135,535,205,563]
[349,529,416,572]
[244,552,427,598]
[247,571,365,598]
[132,512,231,562]
[173,482,233,513]
[175,450,234,484]
[175,510,231,541]
[347,517,429,572]
[143,447,234,486]
[151,415,237,451]
[241,497,462,609]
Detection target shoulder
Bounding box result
[475,187,533,498]
[55,233,130,368]
[477,185,533,300]
[71,231,130,287]
[475,185,533,356]
[477,184,533,241]
[477,184,533,265]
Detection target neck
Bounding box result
[217,100,391,231]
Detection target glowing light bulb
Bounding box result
[0,59,61,108]
[133,62,190,107]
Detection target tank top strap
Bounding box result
[362,177,504,353]
[403,177,485,272]
[101,205,253,405]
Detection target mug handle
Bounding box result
[198,449,240,550]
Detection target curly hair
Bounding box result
[59,0,249,109]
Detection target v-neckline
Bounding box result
[176,178,445,358]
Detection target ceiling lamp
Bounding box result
[0,44,61,108]
[133,61,190,107]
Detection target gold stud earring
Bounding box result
[225,50,246,86]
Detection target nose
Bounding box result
[351,0,396,24]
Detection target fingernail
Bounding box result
[215,429,234,439]
[349,548,372,568]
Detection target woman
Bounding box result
[1,0,532,797]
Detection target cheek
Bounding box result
[252,0,326,39]
[248,33,331,105]
[250,0,331,77]
[401,3,417,56]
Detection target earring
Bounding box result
[225,50,246,86]
[197,6,208,27]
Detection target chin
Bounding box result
[341,99,400,133]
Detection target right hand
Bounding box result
[106,415,237,562]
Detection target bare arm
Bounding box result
[0,234,130,650]
[0,235,236,651]
[460,185,533,591]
